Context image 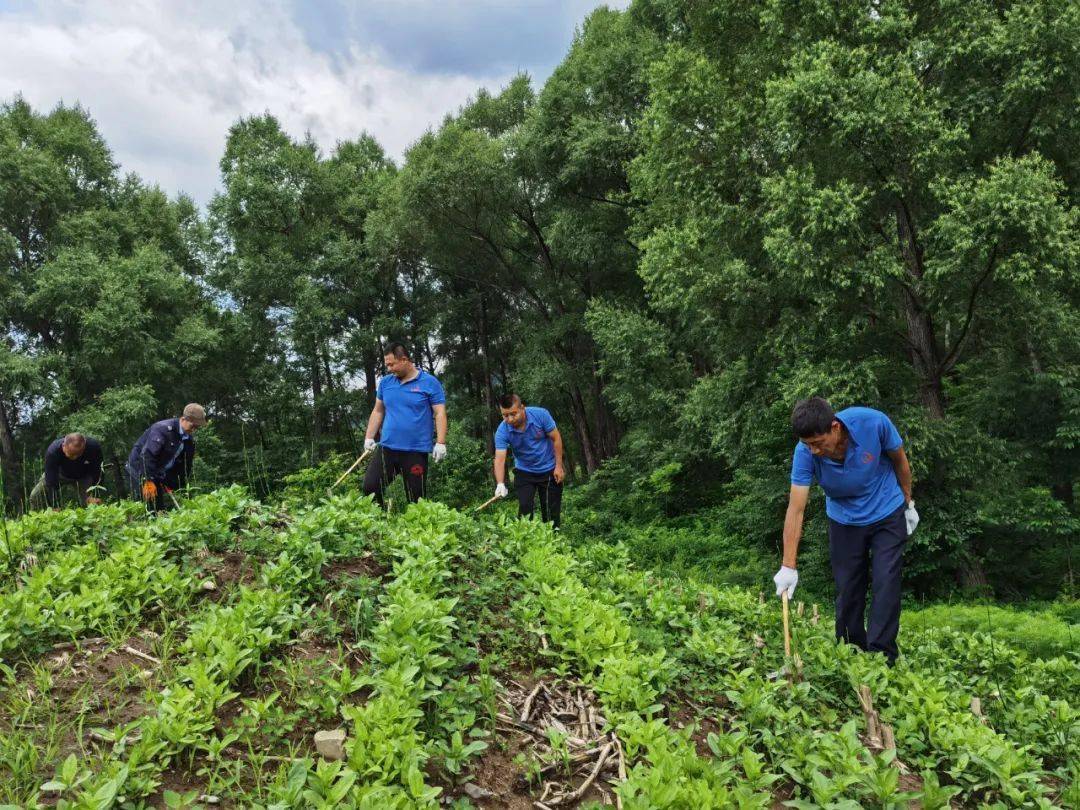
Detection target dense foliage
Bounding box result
[2,0,1078,599]
[0,487,1075,807]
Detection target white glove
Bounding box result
[495,483,508,499]
[773,565,798,598]
[432,443,447,462]
[904,501,919,536]
[364,438,377,452]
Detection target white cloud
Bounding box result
[0,0,525,204]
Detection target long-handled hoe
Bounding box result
[769,591,804,686]
[782,591,804,685]
[474,494,501,513]
[327,448,374,496]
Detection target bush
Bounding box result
[905,601,1080,659]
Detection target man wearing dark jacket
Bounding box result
[29,433,104,509]
[126,403,207,510]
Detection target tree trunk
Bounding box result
[958,556,990,592]
[588,365,621,460]
[567,384,599,473]
[363,347,379,409]
[0,394,18,503]
[1051,479,1074,512]
[478,293,496,452]
[310,349,323,457]
[895,203,947,419]
[902,292,947,418]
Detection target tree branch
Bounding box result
[938,241,1000,375]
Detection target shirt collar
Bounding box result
[835,413,868,450]
[508,409,531,432]
[178,419,189,439]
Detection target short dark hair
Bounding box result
[791,397,835,439]
[384,342,410,360]
[498,393,522,409]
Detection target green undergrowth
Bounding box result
[905,602,1078,660]
[0,484,1075,808]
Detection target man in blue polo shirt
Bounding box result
[492,393,565,529]
[773,397,918,664]
[362,342,447,506]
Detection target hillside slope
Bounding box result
[0,488,1076,808]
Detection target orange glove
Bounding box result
[141,480,158,501]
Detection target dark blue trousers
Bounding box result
[827,505,906,663]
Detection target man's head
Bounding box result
[61,433,86,461]
[384,342,416,380]
[791,397,844,457]
[180,403,208,433]
[499,393,526,429]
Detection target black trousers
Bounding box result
[126,469,175,513]
[362,447,428,507]
[827,505,906,664]
[514,469,562,530]
[29,473,93,509]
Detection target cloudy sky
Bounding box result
[0,0,627,204]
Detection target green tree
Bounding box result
[0,98,218,503]
[623,0,1080,591]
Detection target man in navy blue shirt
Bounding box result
[126,403,207,511]
[493,393,565,529]
[29,433,104,509]
[773,397,918,664]
[362,343,447,506]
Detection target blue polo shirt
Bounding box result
[377,370,446,453]
[495,406,557,474]
[791,407,905,526]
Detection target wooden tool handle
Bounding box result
[474,494,501,512]
[782,591,792,658]
[329,447,373,492]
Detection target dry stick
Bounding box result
[496,712,546,737]
[327,448,373,494]
[613,735,627,810]
[521,683,544,722]
[552,742,613,806]
[122,645,161,665]
[536,746,608,778]
[538,782,554,804]
[52,636,107,651]
[857,684,883,748]
[577,691,589,739]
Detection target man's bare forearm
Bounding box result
[782,506,804,569]
[364,409,383,441]
[896,459,913,503]
[888,448,913,502]
[434,407,447,444]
